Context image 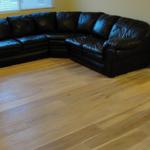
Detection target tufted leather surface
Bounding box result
[65,34,93,47]
[46,33,72,40]
[77,12,102,33]
[109,17,150,40]
[103,38,142,50]
[31,12,56,33]
[56,12,80,33]
[83,37,104,54]
[82,37,104,63]
[7,15,36,37]
[0,39,21,57]
[0,19,11,40]
[93,14,119,39]
[17,34,48,46]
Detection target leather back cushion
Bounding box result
[109,17,150,40]
[32,12,56,33]
[0,18,11,40]
[93,14,119,39]
[77,12,102,33]
[7,15,36,37]
[56,12,80,33]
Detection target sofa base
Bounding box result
[50,49,69,58]
[70,53,150,77]
[0,51,49,67]
[70,55,105,75]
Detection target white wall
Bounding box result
[0,0,149,24]
[72,0,150,24]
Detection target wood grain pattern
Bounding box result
[0,58,149,150]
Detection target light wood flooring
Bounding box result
[0,58,150,150]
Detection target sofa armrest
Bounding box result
[146,28,150,39]
[104,46,149,77]
[103,39,142,50]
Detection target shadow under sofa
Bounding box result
[0,11,149,77]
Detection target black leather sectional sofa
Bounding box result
[0,11,149,77]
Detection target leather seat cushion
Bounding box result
[46,33,72,40]
[46,33,73,47]
[0,39,21,57]
[109,17,150,40]
[0,19,11,40]
[31,12,56,33]
[17,34,48,46]
[65,34,93,47]
[56,12,80,33]
[82,37,104,63]
[82,37,104,55]
[93,14,119,39]
[77,12,102,33]
[7,15,36,37]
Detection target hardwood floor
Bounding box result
[0,58,150,150]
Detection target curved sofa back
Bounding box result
[31,12,56,34]
[0,11,148,41]
[0,18,11,40]
[7,15,36,37]
[109,17,150,40]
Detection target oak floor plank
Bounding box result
[0,58,149,150]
